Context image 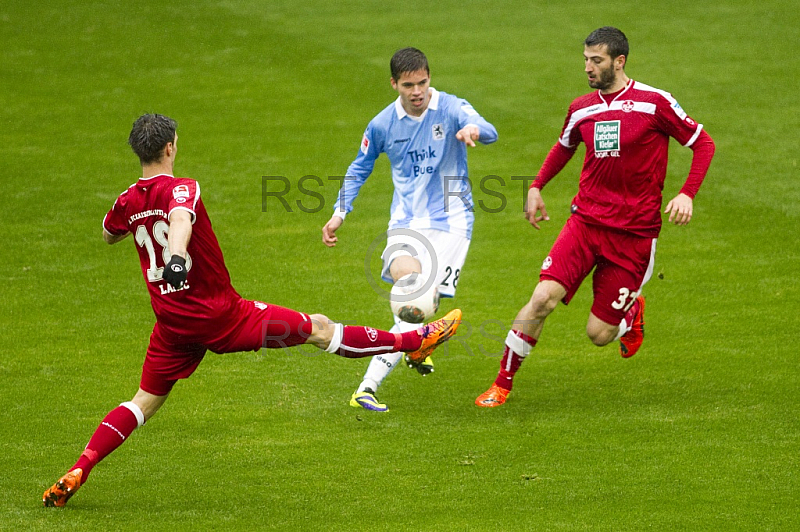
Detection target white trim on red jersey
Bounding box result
[559,80,703,149]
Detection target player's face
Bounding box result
[584,44,619,91]
[391,70,431,117]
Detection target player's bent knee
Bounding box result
[586,323,616,347]
[389,255,422,283]
[307,313,336,349]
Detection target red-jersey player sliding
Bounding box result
[43,114,461,507]
[476,26,715,407]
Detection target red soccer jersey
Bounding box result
[103,174,239,339]
[558,80,704,237]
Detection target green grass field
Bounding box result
[2,1,798,530]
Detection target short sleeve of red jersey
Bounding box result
[168,179,200,223]
[654,93,703,147]
[103,194,130,235]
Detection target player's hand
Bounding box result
[525,187,549,230]
[455,125,480,147]
[322,216,344,247]
[665,193,693,226]
[162,255,187,289]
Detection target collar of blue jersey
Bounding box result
[394,87,440,120]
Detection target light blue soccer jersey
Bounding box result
[333,88,497,239]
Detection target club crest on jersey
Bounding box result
[432,123,444,141]
[621,100,634,113]
[542,256,553,270]
[594,120,621,157]
[360,135,370,155]
[365,327,378,342]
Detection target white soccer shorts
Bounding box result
[380,228,470,299]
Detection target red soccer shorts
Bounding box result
[539,216,656,325]
[140,298,314,395]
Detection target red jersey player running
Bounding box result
[476,27,715,407]
[43,114,461,507]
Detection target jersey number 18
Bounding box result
[135,221,193,282]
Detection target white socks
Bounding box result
[357,316,421,393]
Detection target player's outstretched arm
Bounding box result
[664,193,693,226]
[525,187,550,230]
[102,229,129,245]
[322,215,344,247]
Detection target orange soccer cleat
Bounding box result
[475,384,510,408]
[620,296,646,358]
[404,309,462,368]
[43,468,83,507]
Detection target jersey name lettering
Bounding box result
[129,209,166,224]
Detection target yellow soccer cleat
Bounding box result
[350,388,389,412]
[412,356,434,376]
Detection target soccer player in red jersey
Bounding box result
[476,27,715,407]
[43,114,461,507]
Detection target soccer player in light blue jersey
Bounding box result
[322,47,497,412]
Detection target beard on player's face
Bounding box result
[589,65,617,90]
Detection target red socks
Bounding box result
[336,326,421,358]
[70,405,140,484]
[495,330,537,391]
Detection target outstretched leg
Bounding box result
[306,310,461,362]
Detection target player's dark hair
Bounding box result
[585,26,629,62]
[128,114,177,164]
[390,47,429,80]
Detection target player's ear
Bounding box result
[616,54,626,70]
[390,77,398,91]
